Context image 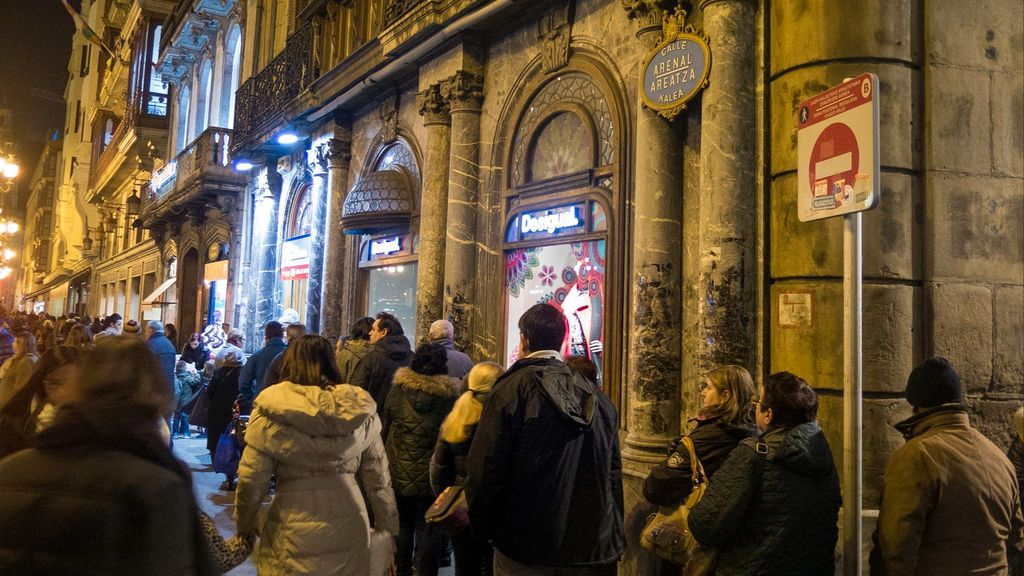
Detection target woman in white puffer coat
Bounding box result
[234,335,399,575]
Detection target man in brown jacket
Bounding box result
[871,357,1024,575]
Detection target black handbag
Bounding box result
[190,387,210,427]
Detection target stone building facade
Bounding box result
[146,0,1020,572]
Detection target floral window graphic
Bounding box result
[505,240,606,383]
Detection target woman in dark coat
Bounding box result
[207,346,244,489]
[181,332,211,371]
[688,372,841,576]
[0,346,82,459]
[0,337,217,576]
[383,343,461,576]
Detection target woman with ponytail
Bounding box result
[430,361,502,576]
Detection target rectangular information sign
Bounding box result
[797,74,880,222]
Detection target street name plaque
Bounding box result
[639,13,710,120]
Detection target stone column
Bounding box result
[622,0,685,466]
[254,170,281,329]
[696,0,758,372]
[621,4,685,574]
[304,146,329,333]
[414,83,451,345]
[440,71,484,356]
[319,126,353,341]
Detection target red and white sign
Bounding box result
[797,74,880,222]
[280,235,311,281]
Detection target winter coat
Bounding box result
[432,337,474,380]
[147,333,177,399]
[0,328,13,366]
[234,382,399,575]
[870,405,1024,576]
[689,421,841,576]
[0,353,37,404]
[0,406,217,576]
[1011,436,1024,518]
[175,370,203,411]
[238,337,287,402]
[181,343,211,371]
[206,365,241,455]
[382,367,461,498]
[464,357,625,568]
[430,390,491,495]
[354,334,412,412]
[336,339,373,385]
[643,417,756,507]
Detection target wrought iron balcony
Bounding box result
[142,127,246,221]
[233,21,315,148]
[89,90,169,195]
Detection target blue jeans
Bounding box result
[172,410,191,436]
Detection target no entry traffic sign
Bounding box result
[797,74,880,222]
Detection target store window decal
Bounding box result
[505,240,606,382]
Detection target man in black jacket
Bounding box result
[465,304,624,575]
[352,311,412,415]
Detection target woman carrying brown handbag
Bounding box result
[430,361,502,576]
[642,365,757,574]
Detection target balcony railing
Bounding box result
[383,0,421,27]
[89,90,169,191]
[144,127,241,216]
[234,21,315,145]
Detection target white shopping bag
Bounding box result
[369,530,395,576]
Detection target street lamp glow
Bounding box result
[234,160,254,171]
[276,132,299,145]
[0,267,11,280]
[4,222,18,234]
[1,163,17,179]
[3,249,14,260]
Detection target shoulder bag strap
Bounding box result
[680,435,707,487]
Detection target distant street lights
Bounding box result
[0,153,21,282]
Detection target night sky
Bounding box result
[0,0,76,159]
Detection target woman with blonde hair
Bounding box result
[643,365,757,535]
[431,361,502,576]
[0,345,82,459]
[0,336,218,574]
[64,324,93,350]
[234,335,398,574]
[0,332,38,403]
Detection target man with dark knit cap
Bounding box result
[870,357,1024,575]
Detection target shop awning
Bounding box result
[142,277,176,305]
[22,272,71,301]
[341,168,414,235]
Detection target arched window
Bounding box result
[222,25,243,129]
[194,59,213,136]
[176,85,191,153]
[288,184,312,237]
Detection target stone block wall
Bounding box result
[922,0,1024,444]
[768,0,923,508]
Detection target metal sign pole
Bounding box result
[843,210,864,575]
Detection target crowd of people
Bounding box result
[0,304,1020,575]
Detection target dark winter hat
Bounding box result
[906,357,963,408]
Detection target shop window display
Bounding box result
[505,240,605,384]
[367,263,418,335]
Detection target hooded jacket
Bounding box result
[431,337,474,380]
[870,405,1024,576]
[689,421,841,576]
[234,382,399,575]
[355,334,413,412]
[336,338,373,385]
[382,367,461,498]
[464,357,624,568]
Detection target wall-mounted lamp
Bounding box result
[276,132,299,145]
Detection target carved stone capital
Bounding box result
[417,84,451,126]
[277,155,293,176]
[322,137,352,171]
[440,71,484,113]
[307,146,329,176]
[621,0,673,43]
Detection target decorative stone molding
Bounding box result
[621,0,674,42]
[380,94,399,144]
[417,83,451,126]
[277,156,293,176]
[307,146,330,176]
[440,71,484,113]
[538,1,575,74]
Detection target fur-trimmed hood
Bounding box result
[392,367,461,411]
